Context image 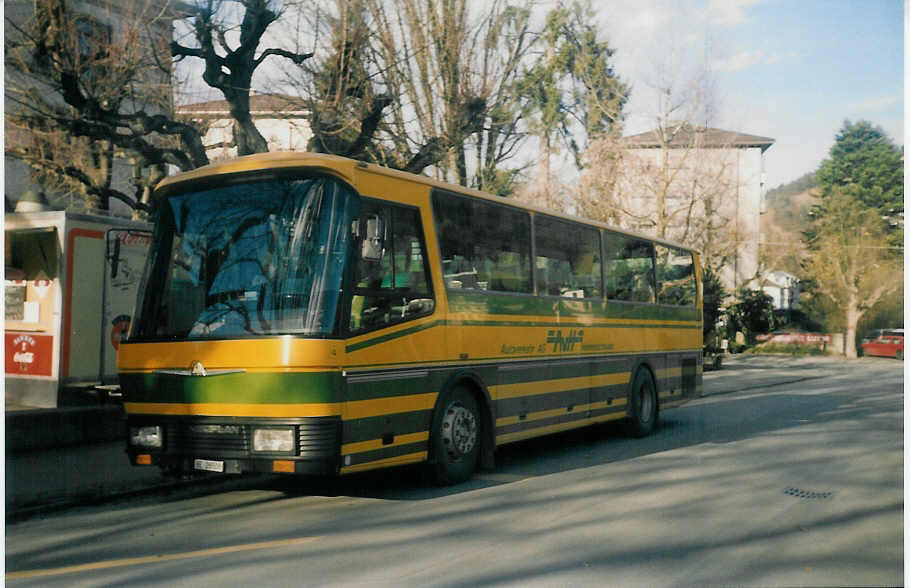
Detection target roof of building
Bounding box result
[177,94,308,118]
[622,123,775,152]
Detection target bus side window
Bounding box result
[349,202,434,333]
[604,232,655,304]
[534,215,602,298]
[432,190,532,294]
[656,244,696,306]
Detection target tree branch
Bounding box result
[343,94,392,158]
[254,47,314,69]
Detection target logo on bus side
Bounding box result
[500,328,610,355]
[546,329,584,352]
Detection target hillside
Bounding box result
[760,173,818,275]
[764,172,818,235]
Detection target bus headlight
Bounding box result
[253,428,295,453]
[130,426,163,448]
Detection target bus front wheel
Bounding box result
[430,385,481,485]
[626,368,658,438]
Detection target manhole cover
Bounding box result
[783,487,834,500]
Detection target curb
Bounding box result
[6,405,125,453]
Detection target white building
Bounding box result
[616,124,774,292]
[760,270,800,310]
[177,94,311,161]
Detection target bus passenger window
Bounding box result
[432,191,532,294]
[349,202,434,333]
[656,244,696,306]
[534,215,602,298]
[604,232,655,303]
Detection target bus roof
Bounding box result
[155,151,698,254]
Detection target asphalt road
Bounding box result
[5,355,903,587]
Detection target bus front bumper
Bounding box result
[127,416,342,476]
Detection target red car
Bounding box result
[861,335,904,360]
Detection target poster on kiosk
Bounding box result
[5,211,151,408]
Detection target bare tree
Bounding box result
[170,0,315,156]
[577,75,767,292]
[285,0,539,189]
[366,0,522,182]
[5,0,209,213]
[802,189,902,359]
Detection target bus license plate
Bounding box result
[194,459,224,473]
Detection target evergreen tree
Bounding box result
[519,0,628,198]
[814,120,903,243]
[726,288,776,344]
[702,266,726,342]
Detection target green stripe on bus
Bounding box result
[120,371,343,404]
[342,410,432,445]
[343,439,428,467]
[345,320,446,353]
[496,406,626,437]
[496,357,629,386]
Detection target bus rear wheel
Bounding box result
[626,368,658,438]
[430,385,480,485]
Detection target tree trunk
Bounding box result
[232,115,269,156]
[536,138,551,200]
[229,90,269,155]
[844,296,861,359]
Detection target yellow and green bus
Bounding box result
[120,152,702,484]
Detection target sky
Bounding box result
[595,0,904,189]
[174,0,903,190]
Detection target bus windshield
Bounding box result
[132,176,359,340]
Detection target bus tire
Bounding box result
[429,385,481,485]
[626,367,658,438]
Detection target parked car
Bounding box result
[862,328,903,343]
[860,335,903,360]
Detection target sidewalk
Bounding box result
[4,354,865,519]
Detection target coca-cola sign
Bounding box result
[5,332,53,376]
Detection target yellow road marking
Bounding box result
[6,536,320,580]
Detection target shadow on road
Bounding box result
[6,363,902,586]
[129,363,902,507]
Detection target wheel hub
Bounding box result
[441,403,477,459]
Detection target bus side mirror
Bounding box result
[361,215,385,262]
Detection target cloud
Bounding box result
[710,49,797,72]
[707,0,765,26]
[711,50,764,72]
[765,50,798,64]
[847,94,902,112]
